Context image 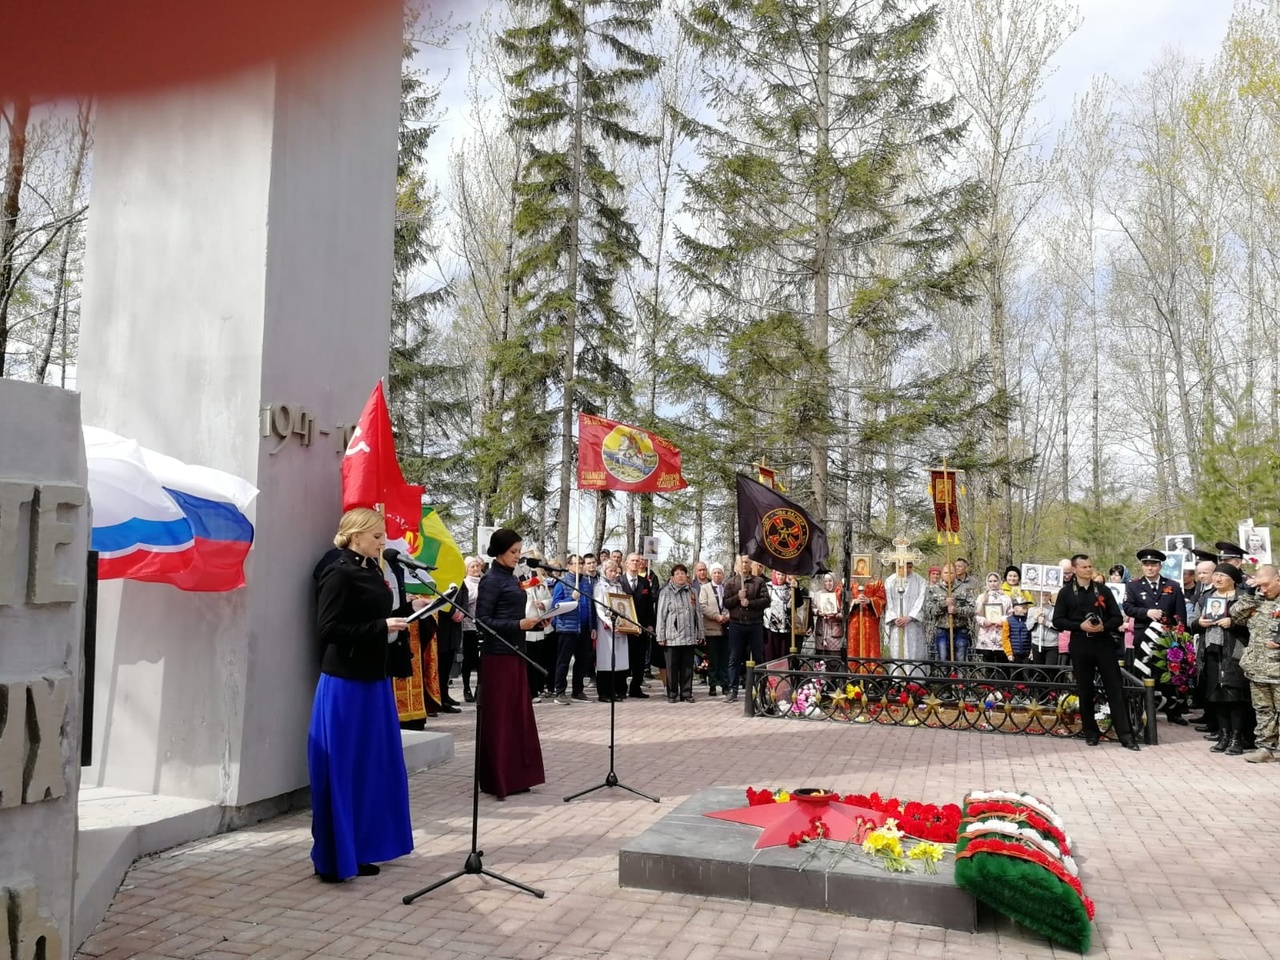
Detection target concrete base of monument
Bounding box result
[74,730,454,948]
[618,787,977,931]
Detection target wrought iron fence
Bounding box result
[744,655,1157,744]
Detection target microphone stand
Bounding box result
[398,571,548,903]
[537,568,659,805]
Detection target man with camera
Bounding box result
[1053,554,1140,750]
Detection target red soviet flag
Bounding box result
[342,381,424,539]
[577,413,688,493]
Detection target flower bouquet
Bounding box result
[1151,627,1197,697]
[953,790,1094,953]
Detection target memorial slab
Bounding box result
[618,787,977,931]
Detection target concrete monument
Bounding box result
[75,7,403,809]
[0,378,90,960]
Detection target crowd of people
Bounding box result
[303,511,1280,883]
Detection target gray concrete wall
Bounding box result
[0,379,89,960]
[76,8,401,806]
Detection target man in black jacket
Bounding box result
[1053,553,1140,751]
[723,556,770,702]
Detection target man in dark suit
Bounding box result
[620,552,655,698]
[1124,547,1188,724]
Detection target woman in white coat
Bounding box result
[593,558,630,702]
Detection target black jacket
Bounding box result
[476,562,528,656]
[1052,578,1123,638]
[724,573,770,624]
[317,549,414,680]
[1123,576,1187,631]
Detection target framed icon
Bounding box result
[790,600,810,635]
[984,602,1006,622]
[852,554,872,578]
[607,592,641,635]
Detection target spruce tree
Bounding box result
[499,0,660,558]
[388,23,468,504]
[675,0,995,540]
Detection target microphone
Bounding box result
[532,560,571,573]
[384,548,438,572]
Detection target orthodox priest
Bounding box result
[846,572,886,662]
[882,561,928,660]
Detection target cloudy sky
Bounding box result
[418,0,1242,164]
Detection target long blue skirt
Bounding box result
[308,674,413,879]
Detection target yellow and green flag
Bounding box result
[394,505,467,596]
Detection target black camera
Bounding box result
[1083,613,1103,628]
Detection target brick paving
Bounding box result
[78,685,1280,960]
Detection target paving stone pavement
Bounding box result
[77,685,1280,960]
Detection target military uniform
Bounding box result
[1124,549,1189,722]
[923,579,975,662]
[1231,591,1280,761]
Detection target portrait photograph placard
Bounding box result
[1164,534,1195,564]
[1042,565,1063,590]
[1238,523,1272,565]
[1204,597,1227,620]
[1106,583,1125,607]
[1020,563,1043,589]
[1160,552,1184,582]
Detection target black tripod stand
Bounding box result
[397,572,547,903]
[539,568,659,805]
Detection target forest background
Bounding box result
[3,0,1278,576]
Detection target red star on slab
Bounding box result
[704,795,888,849]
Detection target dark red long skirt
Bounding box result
[478,654,546,799]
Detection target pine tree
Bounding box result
[499,0,660,558]
[675,0,994,539]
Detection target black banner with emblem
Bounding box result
[736,474,830,576]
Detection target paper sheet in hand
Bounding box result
[407,588,458,622]
[546,600,579,620]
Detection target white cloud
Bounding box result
[1039,0,1236,128]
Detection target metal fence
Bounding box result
[744,654,1158,744]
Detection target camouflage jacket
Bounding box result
[1231,593,1280,682]
[924,581,975,635]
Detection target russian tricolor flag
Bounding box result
[84,427,258,591]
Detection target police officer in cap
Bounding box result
[1216,541,1256,595]
[1123,547,1189,723]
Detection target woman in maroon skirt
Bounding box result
[475,528,548,799]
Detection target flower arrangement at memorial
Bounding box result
[745,788,962,845]
[953,790,1095,953]
[1150,627,1197,696]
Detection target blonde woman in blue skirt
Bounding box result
[309,507,427,882]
